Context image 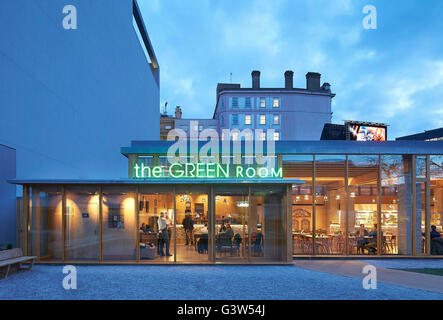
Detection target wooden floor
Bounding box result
[35,243,290,264]
[153,244,209,263]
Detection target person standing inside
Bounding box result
[157,212,172,256]
[431,225,441,239]
[182,209,194,246]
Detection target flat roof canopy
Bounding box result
[121,140,443,157]
[8,178,304,185]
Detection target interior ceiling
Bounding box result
[283,163,378,179]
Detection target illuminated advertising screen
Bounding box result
[349,124,387,141]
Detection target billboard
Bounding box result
[348,123,387,141]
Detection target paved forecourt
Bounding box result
[0,264,443,300]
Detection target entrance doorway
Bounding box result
[214,185,287,262]
[137,184,288,263]
[175,185,210,262]
[215,186,249,261]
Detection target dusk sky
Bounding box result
[139,0,443,139]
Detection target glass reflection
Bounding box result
[176,191,209,262]
[315,155,346,254]
[430,155,443,255]
[215,186,249,260]
[348,155,379,255]
[138,190,174,261]
[65,186,100,260]
[30,187,63,261]
[102,187,136,261]
[381,155,412,255]
[283,155,314,255]
[250,185,286,261]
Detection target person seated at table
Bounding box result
[140,223,147,233]
[145,224,154,233]
[217,223,234,246]
[219,222,227,233]
[365,224,382,254]
[431,225,443,255]
[197,226,209,254]
[356,224,369,253]
[431,225,441,239]
[224,223,234,239]
[200,223,208,234]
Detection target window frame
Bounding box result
[260,97,266,108]
[231,97,239,109]
[273,97,280,108]
[273,114,280,125]
[231,114,239,126]
[259,114,266,125]
[245,97,252,109]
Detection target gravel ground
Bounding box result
[358,259,443,269]
[0,264,442,300]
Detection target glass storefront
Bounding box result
[102,186,137,261]
[284,155,314,255]
[25,183,291,263]
[65,186,100,260]
[138,185,175,261]
[29,186,63,261]
[21,154,443,262]
[430,155,443,255]
[380,155,412,255]
[250,185,286,261]
[415,156,428,255]
[282,154,443,257]
[175,185,209,262]
[215,185,249,261]
[348,155,379,255]
[315,155,346,255]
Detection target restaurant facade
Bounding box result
[10,140,443,264]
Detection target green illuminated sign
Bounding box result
[133,163,282,179]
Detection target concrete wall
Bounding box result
[0,0,159,180]
[0,145,16,247]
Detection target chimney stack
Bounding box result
[175,106,182,119]
[284,70,294,89]
[306,72,321,91]
[251,70,260,89]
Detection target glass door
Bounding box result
[214,185,287,262]
[214,185,249,262]
[175,185,210,262]
[415,156,429,255]
[138,186,174,262]
[250,185,287,261]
